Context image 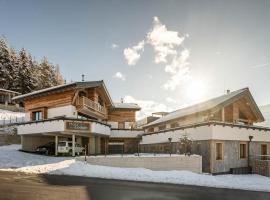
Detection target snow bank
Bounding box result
[0,145,270,192]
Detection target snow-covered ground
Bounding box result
[0,145,270,192]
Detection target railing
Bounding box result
[77,96,106,115]
[0,116,25,126]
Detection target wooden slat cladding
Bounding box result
[24,90,75,111]
[108,110,136,122]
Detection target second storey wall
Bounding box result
[24,90,74,111]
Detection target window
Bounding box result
[118,122,125,129]
[261,144,268,160]
[148,127,154,133]
[240,143,247,159]
[158,125,166,131]
[215,143,223,160]
[170,122,179,129]
[32,111,43,121]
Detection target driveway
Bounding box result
[0,171,269,200]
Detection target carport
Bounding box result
[17,118,111,156]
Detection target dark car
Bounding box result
[36,142,55,155]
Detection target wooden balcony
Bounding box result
[76,96,107,119]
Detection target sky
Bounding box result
[1,0,270,119]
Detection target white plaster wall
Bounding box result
[212,125,270,142]
[25,113,30,121]
[141,124,270,145]
[47,105,77,118]
[107,121,118,129]
[78,155,202,173]
[111,129,143,138]
[141,126,213,144]
[17,120,65,135]
[92,122,111,136]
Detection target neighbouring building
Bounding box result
[140,88,270,174]
[13,81,143,156]
[0,88,23,112]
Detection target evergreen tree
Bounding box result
[39,57,56,89]
[15,48,36,94]
[0,37,14,89]
[9,48,20,91]
[0,37,65,93]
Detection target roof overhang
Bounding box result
[12,81,114,106]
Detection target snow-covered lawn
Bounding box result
[1,145,270,192]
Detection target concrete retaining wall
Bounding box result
[78,155,202,173]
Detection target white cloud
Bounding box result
[166,97,177,104]
[123,16,190,91]
[163,49,191,90]
[113,72,126,81]
[111,43,119,49]
[123,40,145,65]
[124,95,171,119]
[147,16,185,63]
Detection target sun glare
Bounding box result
[185,80,207,102]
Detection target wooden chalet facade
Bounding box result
[140,88,270,173]
[13,81,143,156]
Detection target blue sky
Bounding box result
[1,0,270,118]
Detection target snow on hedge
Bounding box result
[0,145,270,192]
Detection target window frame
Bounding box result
[32,110,43,121]
[118,122,125,129]
[239,143,247,159]
[215,142,223,160]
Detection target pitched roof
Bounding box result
[144,88,264,127]
[113,103,141,110]
[12,81,113,105]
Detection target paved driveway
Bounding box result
[0,171,269,200]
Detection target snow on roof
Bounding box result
[12,81,106,101]
[0,88,20,94]
[144,88,250,127]
[113,103,141,110]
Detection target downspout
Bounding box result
[248,135,253,173]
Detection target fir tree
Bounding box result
[0,37,14,89]
[16,48,36,94]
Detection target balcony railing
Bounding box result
[77,96,106,116]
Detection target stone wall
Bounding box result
[210,140,248,174]
[140,141,210,172]
[140,141,270,174]
[253,160,270,177]
[78,155,202,173]
[0,127,21,146]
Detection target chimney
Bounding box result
[82,74,85,82]
[226,89,230,94]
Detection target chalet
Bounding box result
[140,88,270,173]
[13,81,143,156]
